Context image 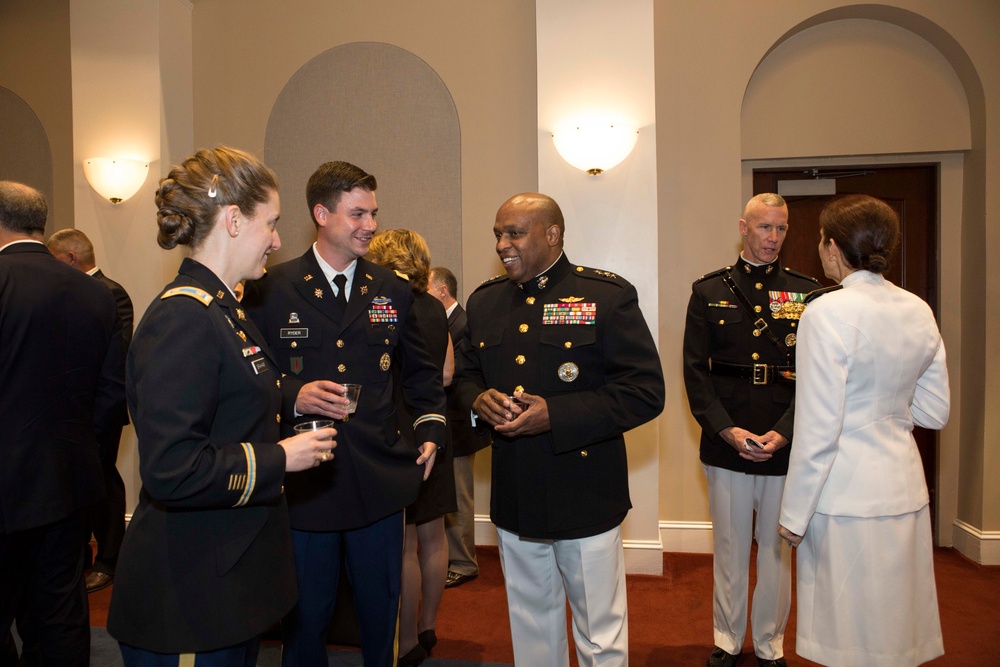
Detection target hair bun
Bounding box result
[156,205,196,249]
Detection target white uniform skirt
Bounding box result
[794,505,943,667]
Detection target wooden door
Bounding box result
[753,165,940,533]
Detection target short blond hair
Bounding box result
[368,228,432,291]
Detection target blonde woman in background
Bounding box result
[368,229,454,666]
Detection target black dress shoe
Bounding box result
[85,571,113,594]
[396,643,426,666]
[757,658,787,667]
[445,571,477,588]
[707,646,739,667]
[417,629,437,655]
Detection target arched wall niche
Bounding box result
[263,42,462,280]
[0,86,54,232]
[739,4,989,548]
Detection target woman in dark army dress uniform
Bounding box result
[107,147,335,667]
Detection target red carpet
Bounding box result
[90,546,1000,666]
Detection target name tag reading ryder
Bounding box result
[280,328,308,339]
[251,358,269,375]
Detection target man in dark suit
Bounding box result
[427,266,491,588]
[682,193,821,667]
[243,161,446,667]
[455,193,665,666]
[0,181,125,665]
[47,228,133,594]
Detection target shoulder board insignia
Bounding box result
[694,266,732,284]
[783,267,823,285]
[161,286,213,306]
[471,274,508,295]
[575,266,626,284]
[804,284,844,303]
[394,270,410,281]
[559,296,586,303]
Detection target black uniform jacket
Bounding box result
[0,242,124,533]
[682,257,821,475]
[243,251,446,532]
[107,258,295,653]
[456,254,665,539]
[446,304,492,457]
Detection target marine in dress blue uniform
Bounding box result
[682,193,821,667]
[456,193,664,667]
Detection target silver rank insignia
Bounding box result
[289,312,300,324]
[380,352,391,371]
[537,275,549,290]
[785,333,797,347]
[558,362,580,382]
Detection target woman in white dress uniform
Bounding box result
[778,195,950,667]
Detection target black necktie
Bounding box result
[332,274,347,320]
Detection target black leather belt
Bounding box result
[710,360,795,385]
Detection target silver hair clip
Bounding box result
[208,174,219,198]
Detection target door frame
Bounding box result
[742,152,965,547]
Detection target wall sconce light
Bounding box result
[83,158,149,204]
[551,122,638,175]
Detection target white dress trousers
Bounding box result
[496,525,628,667]
[704,465,791,660]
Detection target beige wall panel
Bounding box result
[262,42,460,271]
[0,0,74,229]
[743,19,970,159]
[191,0,537,297]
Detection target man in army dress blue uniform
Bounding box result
[683,193,821,667]
[244,161,446,667]
[456,193,664,667]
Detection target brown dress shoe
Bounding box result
[85,571,113,594]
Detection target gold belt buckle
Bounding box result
[752,363,771,385]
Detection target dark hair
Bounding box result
[819,194,899,274]
[429,266,458,299]
[0,181,47,235]
[306,161,377,226]
[368,228,431,291]
[155,146,278,250]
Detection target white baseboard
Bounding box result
[953,519,1000,565]
[659,520,713,554]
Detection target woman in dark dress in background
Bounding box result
[369,229,455,666]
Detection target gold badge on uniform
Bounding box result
[236,308,246,321]
[537,275,549,290]
[216,290,225,299]
[360,285,369,295]
[558,362,580,382]
[380,352,391,372]
[236,330,247,342]
[304,274,313,281]
[314,288,323,299]
[785,333,797,347]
